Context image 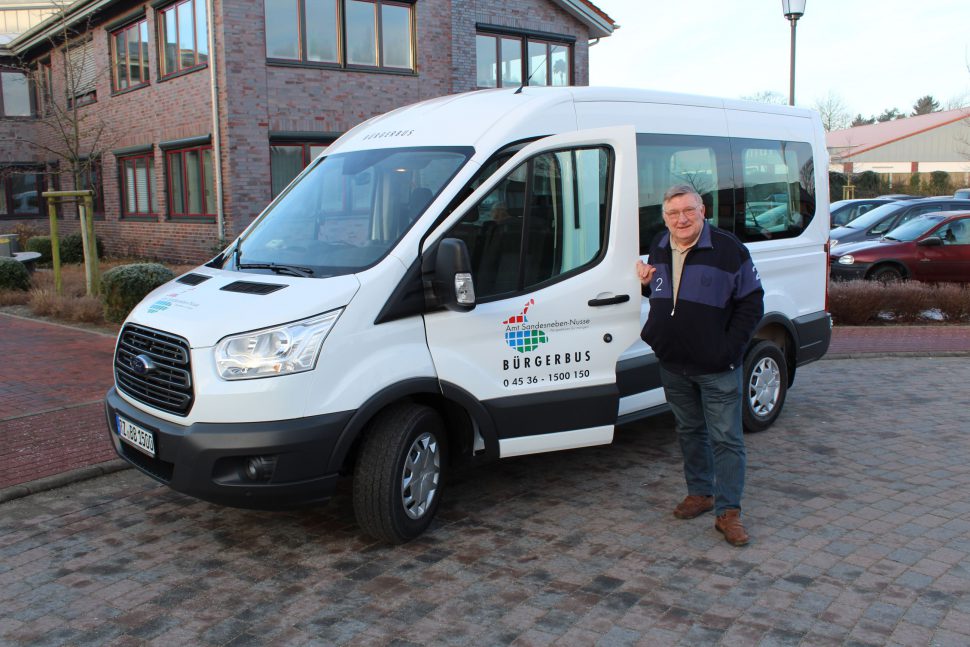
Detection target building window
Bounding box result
[166,146,215,217]
[159,0,209,78]
[476,32,572,88]
[0,169,45,218]
[111,19,150,92]
[270,141,331,197]
[119,153,156,216]
[0,69,34,116]
[264,0,414,71]
[65,40,97,107]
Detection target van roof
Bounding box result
[327,86,818,159]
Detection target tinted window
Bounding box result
[635,134,733,254]
[733,139,814,243]
[445,146,612,300]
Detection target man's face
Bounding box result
[663,193,705,248]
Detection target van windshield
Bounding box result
[236,147,472,277]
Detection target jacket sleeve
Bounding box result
[725,253,765,361]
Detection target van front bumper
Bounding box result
[105,387,354,509]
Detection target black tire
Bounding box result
[353,403,446,544]
[742,340,788,433]
[868,265,904,283]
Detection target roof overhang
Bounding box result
[4,0,126,56]
[549,0,617,39]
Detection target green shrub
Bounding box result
[100,263,175,323]
[26,236,53,264]
[60,232,105,264]
[0,257,31,291]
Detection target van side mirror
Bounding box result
[917,236,943,247]
[432,238,475,312]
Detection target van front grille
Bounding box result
[115,324,194,416]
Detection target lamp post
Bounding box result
[782,0,806,106]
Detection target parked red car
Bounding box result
[830,212,970,282]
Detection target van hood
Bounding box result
[125,269,361,348]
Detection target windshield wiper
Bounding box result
[237,262,315,277]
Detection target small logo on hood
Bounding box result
[147,300,172,314]
[130,354,156,375]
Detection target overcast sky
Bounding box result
[588,0,970,119]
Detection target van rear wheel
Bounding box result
[742,340,788,433]
[353,403,446,544]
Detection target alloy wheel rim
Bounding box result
[749,357,781,418]
[401,432,440,519]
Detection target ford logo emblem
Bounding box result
[131,354,156,375]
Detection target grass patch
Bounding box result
[0,261,194,328]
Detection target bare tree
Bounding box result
[812,91,851,132]
[3,1,115,205]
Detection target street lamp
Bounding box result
[782,0,806,106]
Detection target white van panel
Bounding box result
[574,101,729,137]
[499,425,614,458]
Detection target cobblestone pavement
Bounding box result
[2,356,970,646]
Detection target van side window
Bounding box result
[734,139,815,243]
[635,134,734,254]
[446,146,612,300]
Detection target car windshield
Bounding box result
[883,214,946,241]
[843,201,904,229]
[235,147,472,276]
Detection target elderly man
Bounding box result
[636,184,764,546]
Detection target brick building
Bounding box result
[0,0,615,262]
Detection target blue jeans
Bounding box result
[660,365,746,516]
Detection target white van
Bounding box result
[106,87,831,543]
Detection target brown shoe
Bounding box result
[715,509,749,546]
[673,495,714,519]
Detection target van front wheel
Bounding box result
[353,404,446,544]
[742,340,788,433]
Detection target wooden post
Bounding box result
[84,194,100,295]
[77,198,93,296]
[47,199,62,296]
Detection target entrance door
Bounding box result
[423,127,641,457]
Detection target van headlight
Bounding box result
[215,310,342,380]
[837,255,855,265]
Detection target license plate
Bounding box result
[116,415,156,457]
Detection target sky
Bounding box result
[588,0,970,120]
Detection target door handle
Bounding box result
[588,294,630,307]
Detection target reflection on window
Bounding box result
[446,147,611,299]
[264,0,412,71]
[270,141,332,197]
[0,171,43,217]
[242,147,471,275]
[0,70,32,116]
[167,146,214,217]
[476,32,572,88]
[111,20,149,92]
[634,133,815,250]
[159,0,208,78]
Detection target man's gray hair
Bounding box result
[663,184,702,204]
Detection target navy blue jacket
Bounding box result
[641,223,764,375]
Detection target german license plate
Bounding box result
[116,415,156,457]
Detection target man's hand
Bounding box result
[636,259,655,286]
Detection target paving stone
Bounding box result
[3,356,970,644]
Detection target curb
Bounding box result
[0,460,131,504]
[823,350,970,360]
